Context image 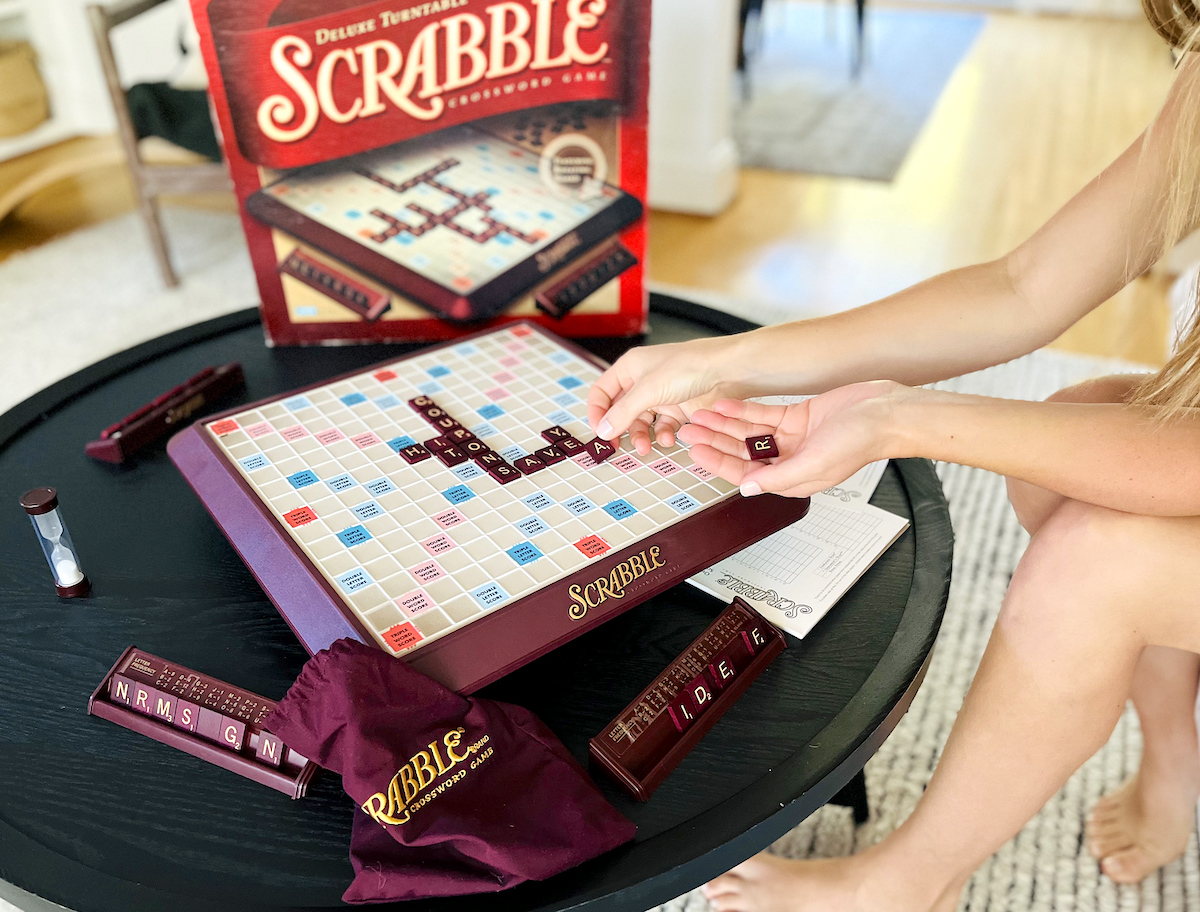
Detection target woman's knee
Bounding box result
[1004,375,1148,534]
[1001,500,1200,650]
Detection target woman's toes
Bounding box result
[1101,846,1155,884]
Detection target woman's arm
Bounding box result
[681,385,1200,517]
[592,58,1197,445]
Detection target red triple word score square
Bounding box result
[574,535,611,558]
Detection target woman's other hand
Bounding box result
[677,381,908,498]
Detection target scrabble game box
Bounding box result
[190,0,650,345]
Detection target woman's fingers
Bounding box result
[712,398,791,427]
[690,444,756,484]
[627,412,656,456]
[739,454,830,499]
[676,422,754,459]
[688,408,777,444]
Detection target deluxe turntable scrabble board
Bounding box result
[246,124,643,324]
[168,323,809,693]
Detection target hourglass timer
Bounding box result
[20,487,90,597]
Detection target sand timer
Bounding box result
[20,487,91,597]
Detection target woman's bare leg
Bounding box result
[1006,374,1200,884]
[705,497,1200,912]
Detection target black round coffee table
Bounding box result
[0,296,952,912]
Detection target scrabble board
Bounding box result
[246,124,643,324]
[168,323,809,693]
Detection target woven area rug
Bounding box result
[0,206,255,416]
[736,3,984,180]
[655,352,1200,912]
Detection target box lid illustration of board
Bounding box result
[192,0,651,345]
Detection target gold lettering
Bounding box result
[649,546,665,569]
[594,574,613,602]
[584,582,601,608]
[155,696,172,717]
[134,688,149,711]
[112,679,129,703]
[485,2,532,77]
[412,750,438,788]
[258,36,320,143]
[399,764,421,803]
[429,739,450,775]
[316,49,363,123]
[531,0,571,69]
[617,562,634,588]
[442,14,488,91]
[568,584,588,619]
[562,0,608,65]
[356,40,404,118]
[444,728,470,763]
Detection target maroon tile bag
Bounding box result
[265,639,636,903]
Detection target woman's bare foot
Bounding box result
[701,848,944,912]
[703,854,864,912]
[1085,763,1200,883]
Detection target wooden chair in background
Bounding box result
[87,0,231,287]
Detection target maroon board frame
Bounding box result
[167,321,810,693]
[244,147,645,324]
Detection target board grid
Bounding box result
[200,325,738,659]
[256,125,627,296]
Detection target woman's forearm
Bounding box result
[719,259,1063,398]
[890,390,1200,516]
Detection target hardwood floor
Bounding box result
[650,10,1179,365]
[0,11,1181,365]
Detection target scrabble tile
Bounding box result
[446,427,475,444]
[130,682,157,716]
[706,648,740,691]
[534,445,566,465]
[109,674,134,707]
[217,716,247,751]
[541,425,572,442]
[489,463,521,484]
[583,438,617,463]
[477,451,504,468]
[462,439,490,457]
[514,454,547,475]
[425,437,453,454]
[408,396,437,412]
[668,695,697,733]
[173,699,199,733]
[746,434,779,460]
[557,437,584,456]
[433,415,460,432]
[435,445,468,467]
[256,731,285,767]
[423,406,451,424]
[400,444,432,464]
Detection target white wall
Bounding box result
[647,0,741,215]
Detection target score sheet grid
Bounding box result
[203,327,737,657]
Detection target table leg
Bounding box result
[829,768,869,824]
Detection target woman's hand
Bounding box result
[677,380,909,498]
[587,336,747,455]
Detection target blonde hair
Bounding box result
[1130,7,1200,413]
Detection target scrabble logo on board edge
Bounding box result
[566,545,667,621]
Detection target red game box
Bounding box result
[190,0,651,345]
